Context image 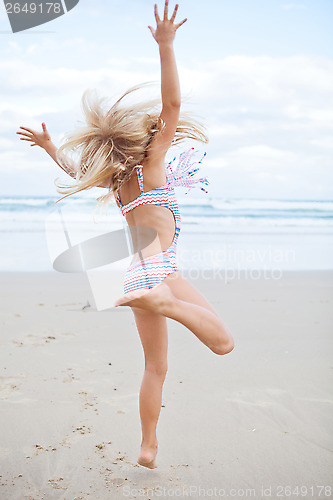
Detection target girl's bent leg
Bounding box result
[117,272,234,355]
[163,271,234,354]
[132,307,168,469]
[161,290,234,355]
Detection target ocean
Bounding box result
[1,194,333,274]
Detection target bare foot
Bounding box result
[114,281,175,314]
[114,288,151,307]
[137,442,158,469]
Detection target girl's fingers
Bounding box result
[170,3,179,23]
[154,4,160,23]
[16,131,31,138]
[19,126,34,133]
[163,0,168,20]
[175,17,187,29]
[148,25,155,36]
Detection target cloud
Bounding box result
[1,38,333,198]
[310,138,333,149]
[0,59,153,95]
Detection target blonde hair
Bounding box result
[54,82,209,212]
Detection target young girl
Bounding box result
[17,0,234,469]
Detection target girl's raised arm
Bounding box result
[16,123,78,179]
[146,1,187,163]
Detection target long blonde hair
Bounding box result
[54,82,209,211]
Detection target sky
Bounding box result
[0,0,333,200]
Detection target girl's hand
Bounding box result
[16,122,51,149]
[148,0,187,46]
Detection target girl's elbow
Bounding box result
[164,101,181,109]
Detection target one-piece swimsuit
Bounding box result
[115,148,209,295]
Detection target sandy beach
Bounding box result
[0,269,332,499]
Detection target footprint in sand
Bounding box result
[48,477,70,490]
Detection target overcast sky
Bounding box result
[1,0,332,200]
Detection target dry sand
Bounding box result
[0,270,332,500]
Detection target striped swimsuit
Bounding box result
[115,148,209,295]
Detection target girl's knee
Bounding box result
[210,340,235,356]
[145,362,168,378]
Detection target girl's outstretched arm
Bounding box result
[149,1,187,107]
[16,123,77,178]
[147,1,187,163]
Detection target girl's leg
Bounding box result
[161,272,234,354]
[115,272,234,355]
[131,307,168,469]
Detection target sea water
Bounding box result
[1,193,333,273]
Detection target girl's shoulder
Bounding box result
[140,155,168,188]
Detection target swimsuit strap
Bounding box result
[115,191,122,207]
[115,165,143,207]
[136,165,144,193]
